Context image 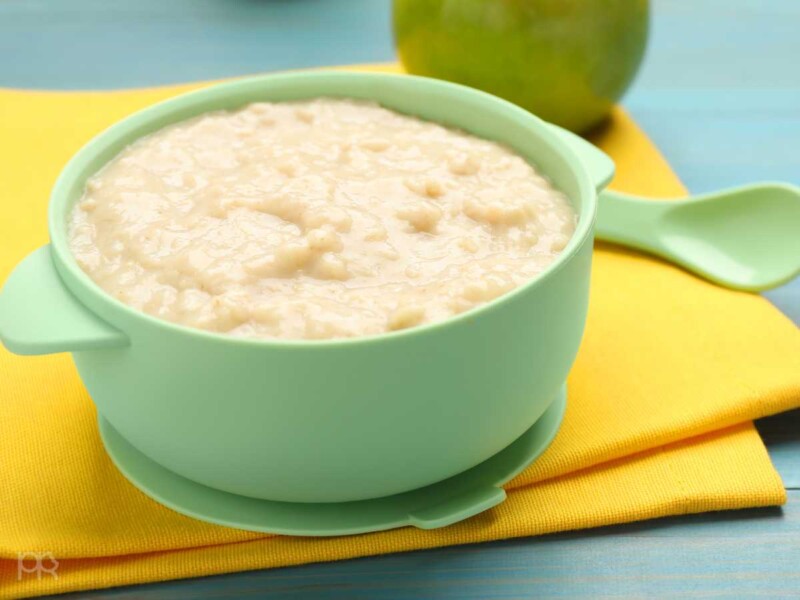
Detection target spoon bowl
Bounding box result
[596,182,800,291]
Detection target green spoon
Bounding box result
[595,183,800,291]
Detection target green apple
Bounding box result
[394,0,649,133]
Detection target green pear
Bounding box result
[394,0,649,133]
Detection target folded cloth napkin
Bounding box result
[1,66,799,598]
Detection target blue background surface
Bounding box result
[2,0,798,597]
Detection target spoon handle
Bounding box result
[595,190,674,256]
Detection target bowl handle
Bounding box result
[549,125,615,193]
[0,245,128,355]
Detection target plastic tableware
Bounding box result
[0,72,615,533]
[98,386,566,536]
[1,71,795,535]
[596,183,800,291]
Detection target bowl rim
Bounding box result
[48,70,597,349]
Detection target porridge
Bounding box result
[68,99,576,340]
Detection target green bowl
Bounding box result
[0,72,614,504]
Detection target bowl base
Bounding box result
[97,385,566,536]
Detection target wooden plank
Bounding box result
[0,0,395,89]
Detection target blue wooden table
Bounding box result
[3,0,798,597]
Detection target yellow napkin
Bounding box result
[1,66,799,598]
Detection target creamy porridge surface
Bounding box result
[69,99,576,340]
